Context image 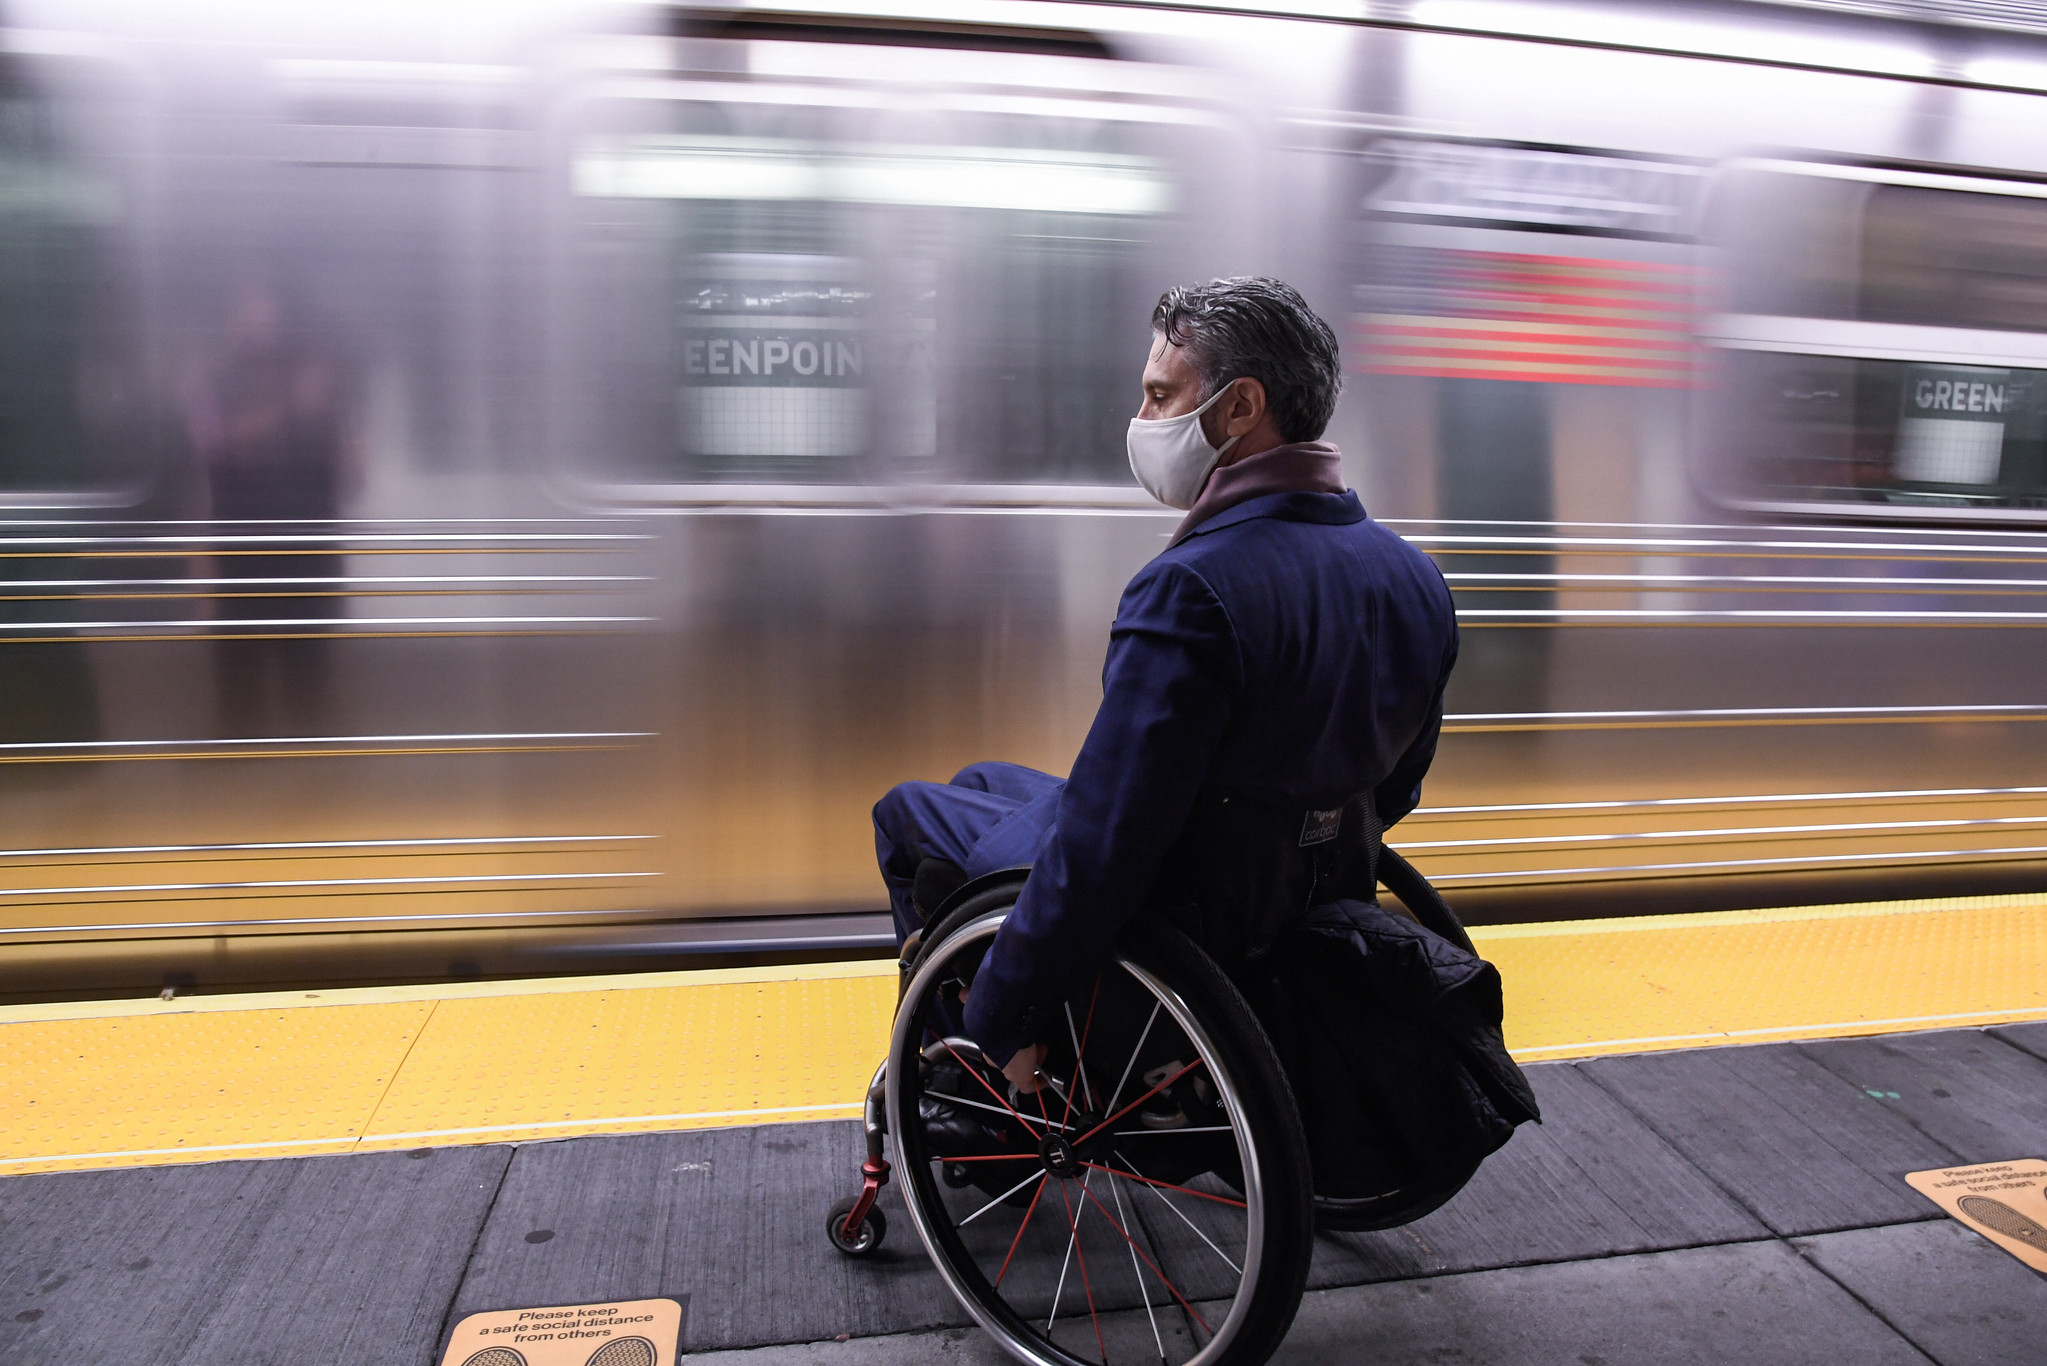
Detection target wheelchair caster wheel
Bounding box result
[825,1195,887,1256]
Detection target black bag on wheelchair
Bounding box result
[1237,899,1539,1220]
[1152,786,1541,1228]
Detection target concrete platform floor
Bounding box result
[693,1229,2040,1366]
[3,1021,2042,1366]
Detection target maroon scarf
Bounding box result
[1171,441,1346,545]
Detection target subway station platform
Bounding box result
[2,893,2045,1363]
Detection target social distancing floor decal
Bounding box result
[441,1298,684,1366]
[1906,1159,2047,1274]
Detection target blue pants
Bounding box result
[872,761,1063,946]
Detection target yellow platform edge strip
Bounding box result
[1,894,2042,1177]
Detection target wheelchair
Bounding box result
[824,848,1481,1366]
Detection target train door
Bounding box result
[1346,136,1704,733]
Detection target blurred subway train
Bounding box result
[4,0,2047,998]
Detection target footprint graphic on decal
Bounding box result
[1958,1194,2047,1251]
[585,1338,657,1366]
[460,1350,527,1366]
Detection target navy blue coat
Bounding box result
[963,489,1459,1064]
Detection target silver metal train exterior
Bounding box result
[6,0,2047,996]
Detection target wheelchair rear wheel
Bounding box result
[887,887,1313,1366]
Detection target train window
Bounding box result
[1860,186,2047,334]
[1704,164,2047,518]
[553,51,1222,494]
[1716,351,2047,510]
[0,54,143,500]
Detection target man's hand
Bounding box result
[958,985,1049,1093]
[1002,1041,1049,1094]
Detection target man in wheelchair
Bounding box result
[872,277,1537,1240]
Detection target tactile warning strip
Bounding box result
[0,1003,431,1170]
[357,973,894,1151]
[1474,891,2047,1059]
[0,963,896,1176]
[0,893,2041,1175]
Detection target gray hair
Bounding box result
[1151,277,1342,444]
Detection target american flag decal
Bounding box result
[1356,248,1699,388]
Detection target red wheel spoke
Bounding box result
[938,1039,1042,1139]
[1057,1178,1109,1363]
[1061,976,1102,1128]
[930,1152,1042,1163]
[995,1175,1049,1287]
[1076,1058,1205,1146]
[1078,1161,1246,1210]
[1078,1181,1215,1337]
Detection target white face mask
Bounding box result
[1127,382,1241,511]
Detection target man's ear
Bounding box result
[1224,378,1268,437]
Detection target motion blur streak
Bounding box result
[1441,705,2047,728]
[0,835,651,856]
[1403,816,2047,848]
[1420,786,2047,815]
[1424,845,2047,885]
[6,0,2047,993]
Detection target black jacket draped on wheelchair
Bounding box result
[1157,785,1539,1224]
